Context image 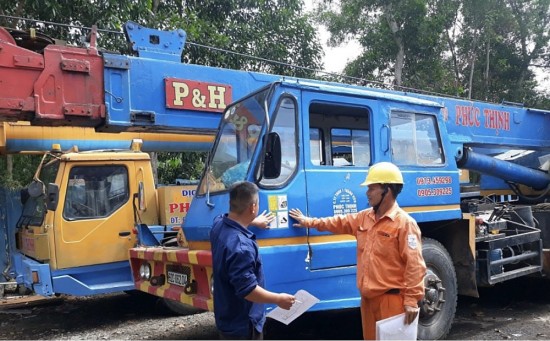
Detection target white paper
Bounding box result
[266,289,319,325]
[376,312,419,340]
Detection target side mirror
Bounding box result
[28,180,45,198]
[263,132,281,179]
[46,183,59,211]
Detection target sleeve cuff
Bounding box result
[236,280,258,299]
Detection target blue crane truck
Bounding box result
[124,24,550,340]
[1,21,549,339]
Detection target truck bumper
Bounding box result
[12,252,54,296]
[129,247,213,311]
[13,253,135,296]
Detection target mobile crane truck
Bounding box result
[3,21,549,339]
[0,121,210,297]
[0,21,283,302]
[124,25,550,340]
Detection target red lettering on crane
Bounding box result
[455,105,481,127]
[483,109,510,132]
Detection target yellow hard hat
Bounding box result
[360,162,404,186]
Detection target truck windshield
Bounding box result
[198,88,270,195]
[17,156,59,228]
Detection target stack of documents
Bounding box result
[376,313,419,340]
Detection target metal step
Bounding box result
[488,265,542,284]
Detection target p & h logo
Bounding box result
[165,78,232,113]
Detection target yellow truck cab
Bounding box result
[15,140,162,296]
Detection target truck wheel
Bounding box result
[161,298,204,316]
[418,238,457,340]
[17,284,31,295]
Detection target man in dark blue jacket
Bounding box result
[210,181,295,340]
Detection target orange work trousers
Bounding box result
[360,293,405,340]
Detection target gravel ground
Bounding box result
[0,291,217,340]
[1,276,549,340]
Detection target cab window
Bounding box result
[260,97,298,187]
[309,103,370,167]
[390,111,444,166]
[64,166,129,220]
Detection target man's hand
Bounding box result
[276,293,296,310]
[289,208,308,227]
[251,210,275,229]
[245,286,295,310]
[404,305,419,325]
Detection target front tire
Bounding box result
[418,238,457,340]
[161,298,205,316]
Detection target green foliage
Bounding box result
[313,0,550,108]
[0,0,323,76]
[157,152,207,185]
[0,155,42,189]
[455,0,550,106]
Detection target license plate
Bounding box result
[167,271,188,287]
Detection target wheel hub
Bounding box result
[420,269,446,318]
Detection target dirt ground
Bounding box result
[0,276,549,340]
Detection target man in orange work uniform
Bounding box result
[289,162,426,340]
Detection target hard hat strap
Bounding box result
[373,185,389,214]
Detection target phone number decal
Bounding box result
[416,176,452,185]
[417,187,453,197]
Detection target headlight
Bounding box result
[139,263,152,280]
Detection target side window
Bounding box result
[391,112,444,166]
[331,129,370,166]
[310,128,324,166]
[352,130,370,167]
[331,128,353,166]
[308,103,370,167]
[260,97,297,187]
[64,165,129,220]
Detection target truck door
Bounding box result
[300,91,375,270]
[54,163,135,269]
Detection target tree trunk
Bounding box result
[468,34,478,100]
[384,10,404,87]
[446,28,461,96]
[149,152,158,186]
[508,0,537,99]
[485,38,490,100]
[152,0,160,13]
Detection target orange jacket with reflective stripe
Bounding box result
[304,202,426,307]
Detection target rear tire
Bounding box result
[418,238,457,340]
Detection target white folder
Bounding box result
[376,312,419,340]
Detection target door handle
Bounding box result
[381,124,389,154]
[119,231,131,237]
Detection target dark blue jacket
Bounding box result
[210,214,266,337]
